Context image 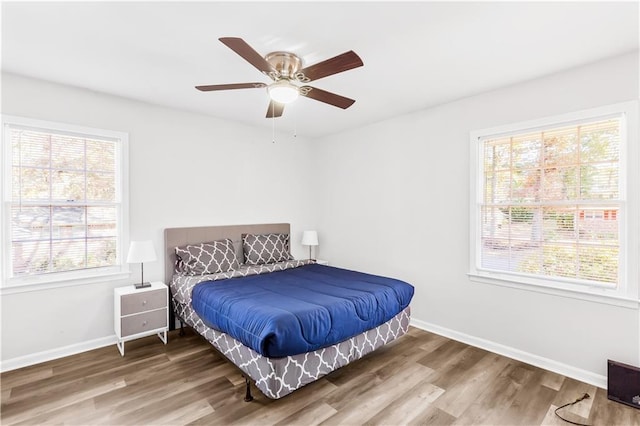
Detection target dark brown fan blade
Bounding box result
[266,100,285,118]
[195,83,266,91]
[219,37,275,75]
[300,86,355,109]
[298,50,363,82]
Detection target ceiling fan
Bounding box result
[196,37,364,118]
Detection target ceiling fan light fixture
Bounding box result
[268,80,299,104]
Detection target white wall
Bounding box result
[0,73,316,364]
[312,52,640,383]
[2,52,639,385]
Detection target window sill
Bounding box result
[468,272,639,309]
[1,271,132,295]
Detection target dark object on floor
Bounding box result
[608,359,640,410]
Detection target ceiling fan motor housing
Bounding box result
[265,51,303,80]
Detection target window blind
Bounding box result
[479,118,621,286]
[10,127,119,276]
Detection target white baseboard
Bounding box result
[410,318,607,389]
[0,335,118,373]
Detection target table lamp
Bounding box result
[126,240,157,289]
[301,231,319,261]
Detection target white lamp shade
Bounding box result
[301,231,319,246]
[126,240,157,263]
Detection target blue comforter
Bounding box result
[191,263,414,357]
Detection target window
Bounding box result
[469,102,638,304]
[2,115,129,288]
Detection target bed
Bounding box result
[164,223,413,400]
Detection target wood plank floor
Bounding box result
[2,327,639,425]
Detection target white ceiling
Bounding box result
[2,1,638,139]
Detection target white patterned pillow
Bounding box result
[242,233,292,266]
[175,239,239,275]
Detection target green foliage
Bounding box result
[518,244,618,284]
[545,210,575,230]
[500,207,534,223]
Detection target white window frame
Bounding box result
[1,115,130,293]
[469,101,639,307]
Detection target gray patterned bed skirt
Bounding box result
[174,300,411,399]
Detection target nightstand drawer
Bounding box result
[120,309,167,337]
[121,289,167,315]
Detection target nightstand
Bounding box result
[314,259,329,265]
[114,281,168,356]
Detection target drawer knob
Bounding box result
[142,320,148,326]
[142,300,147,305]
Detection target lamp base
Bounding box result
[135,282,152,289]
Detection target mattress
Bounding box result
[191,263,414,357]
